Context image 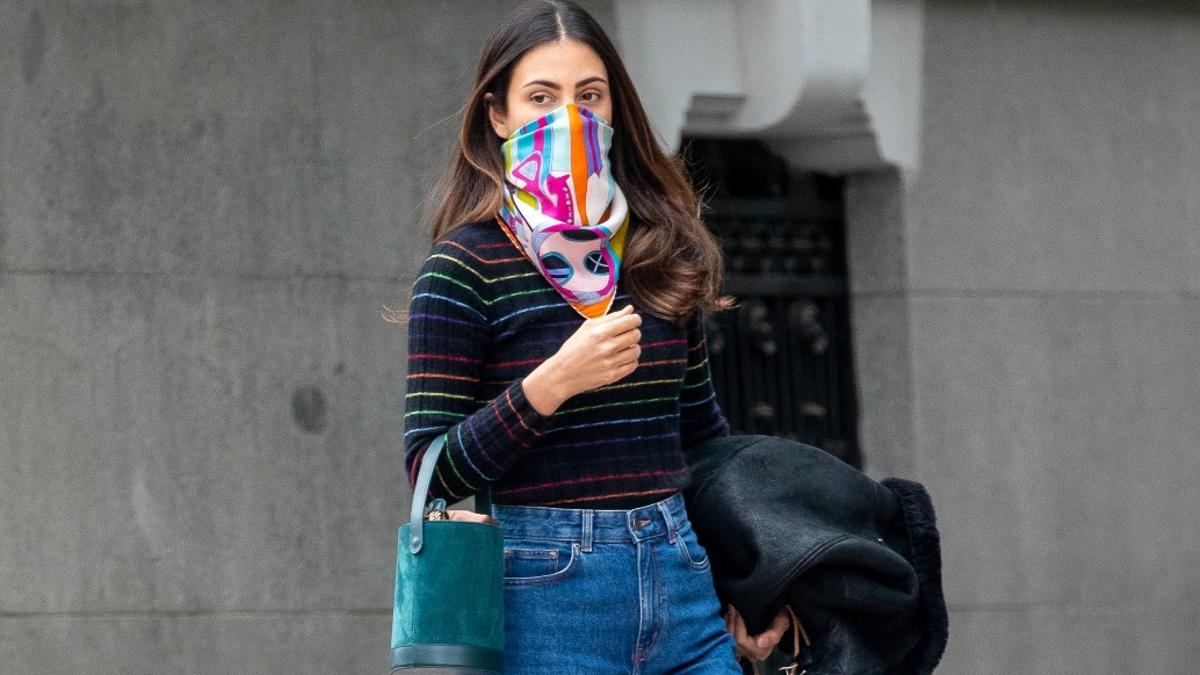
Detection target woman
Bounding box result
[397,1,790,671]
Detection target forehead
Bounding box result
[511,39,607,84]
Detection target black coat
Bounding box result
[682,434,948,675]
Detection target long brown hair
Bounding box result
[422,0,733,323]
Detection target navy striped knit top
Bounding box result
[402,219,730,509]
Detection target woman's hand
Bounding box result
[724,603,790,664]
[443,510,497,524]
[524,305,642,415]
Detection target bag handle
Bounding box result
[408,431,493,555]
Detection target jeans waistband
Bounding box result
[489,490,688,551]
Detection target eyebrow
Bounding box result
[521,76,608,90]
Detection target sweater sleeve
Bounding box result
[402,237,554,505]
[679,308,731,451]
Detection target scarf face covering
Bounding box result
[495,103,629,319]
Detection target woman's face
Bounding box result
[487,38,613,140]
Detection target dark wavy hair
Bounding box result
[418,0,734,323]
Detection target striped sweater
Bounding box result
[402,219,730,509]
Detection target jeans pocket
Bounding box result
[673,521,712,570]
[503,538,581,586]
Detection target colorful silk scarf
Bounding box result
[495,103,630,319]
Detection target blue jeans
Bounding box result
[489,490,743,674]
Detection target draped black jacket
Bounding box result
[683,434,949,675]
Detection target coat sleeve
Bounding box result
[402,238,554,504]
[679,308,731,452]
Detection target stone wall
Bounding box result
[848,2,1200,670]
[0,1,613,671]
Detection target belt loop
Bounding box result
[658,500,677,544]
[581,510,594,552]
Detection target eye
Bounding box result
[530,93,553,105]
[580,90,602,103]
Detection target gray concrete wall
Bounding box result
[0,1,613,672]
[850,1,1200,671]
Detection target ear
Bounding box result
[485,93,509,140]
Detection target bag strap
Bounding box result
[408,431,494,555]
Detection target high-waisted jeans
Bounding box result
[489,490,743,674]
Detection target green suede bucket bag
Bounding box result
[391,432,504,673]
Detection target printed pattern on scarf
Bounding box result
[496,103,630,319]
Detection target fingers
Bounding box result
[725,604,786,663]
[723,605,743,659]
[603,328,640,356]
[725,604,757,661]
[610,318,642,343]
[597,310,641,355]
[444,510,494,524]
[754,609,791,651]
[736,607,772,662]
[578,305,642,384]
[593,305,641,336]
[614,342,640,369]
[594,304,634,323]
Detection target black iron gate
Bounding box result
[682,139,861,468]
